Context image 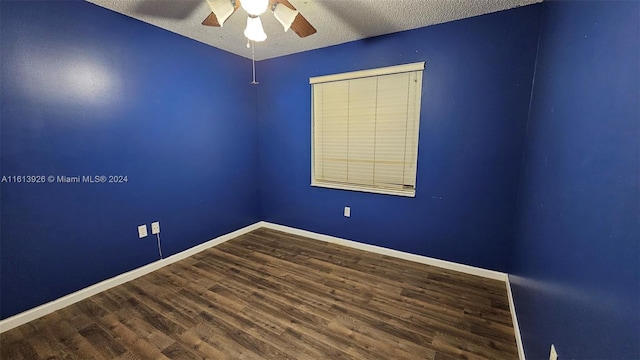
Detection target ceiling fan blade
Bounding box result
[202,12,222,26]
[290,12,317,38]
[202,0,240,27]
[272,0,316,38]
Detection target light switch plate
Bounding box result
[138,225,148,238]
[151,221,160,234]
[344,206,351,217]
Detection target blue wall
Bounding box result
[257,6,541,272]
[0,1,261,319]
[511,1,639,359]
[3,2,638,357]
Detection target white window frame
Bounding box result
[310,62,424,197]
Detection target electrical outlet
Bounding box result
[344,206,351,217]
[138,225,148,238]
[549,344,558,360]
[151,221,160,234]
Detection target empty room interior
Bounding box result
[1,0,638,359]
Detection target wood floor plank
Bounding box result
[1,338,38,360]
[27,334,66,360]
[95,313,164,359]
[78,323,127,358]
[205,253,437,359]
[0,228,518,359]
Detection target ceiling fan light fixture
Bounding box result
[272,3,298,32]
[244,16,267,42]
[205,0,235,26]
[240,0,269,16]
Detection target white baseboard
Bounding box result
[259,221,508,281]
[0,222,263,333]
[506,276,526,360]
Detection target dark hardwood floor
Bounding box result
[0,228,519,359]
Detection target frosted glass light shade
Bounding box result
[206,0,235,26]
[244,16,267,42]
[273,3,298,32]
[240,0,269,16]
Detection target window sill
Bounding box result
[311,181,415,198]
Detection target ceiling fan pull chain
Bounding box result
[250,40,259,85]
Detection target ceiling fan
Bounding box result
[202,0,317,42]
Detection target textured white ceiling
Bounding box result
[86,0,542,61]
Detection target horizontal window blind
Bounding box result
[311,62,424,197]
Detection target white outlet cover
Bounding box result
[138,225,148,238]
[549,344,558,360]
[151,221,160,234]
[344,206,351,217]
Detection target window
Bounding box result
[310,62,424,197]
